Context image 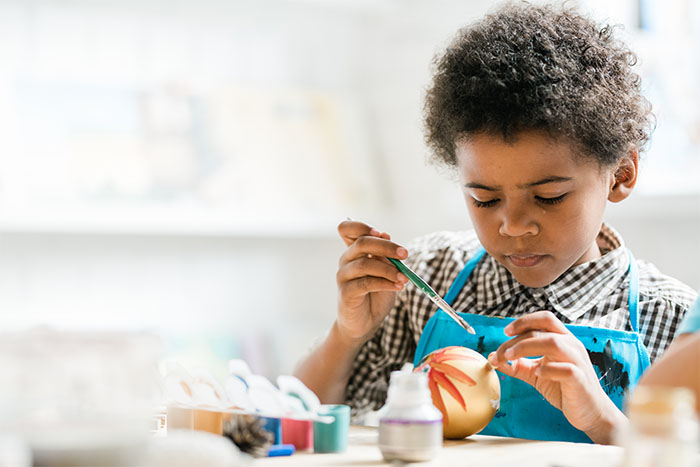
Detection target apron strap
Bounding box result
[444,247,487,306]
[627,248,640,333]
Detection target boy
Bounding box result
[294,3,697,444]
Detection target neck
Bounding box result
[574,241,602,267]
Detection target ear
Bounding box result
[608,147,638,203]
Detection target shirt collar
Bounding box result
[473,223,630,320]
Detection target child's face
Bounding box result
[455,131,616,288]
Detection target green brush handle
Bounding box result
[387,256,476,334]
[387,257,438,298]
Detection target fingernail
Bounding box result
[369,228,380,236]
[396,247,407,258]
[535,367,541,377]
[397,273,407,282]
[504,348,514,359]
[488,352,498,365]
[504,325,513,336]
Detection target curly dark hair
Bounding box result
[424,2,654,167]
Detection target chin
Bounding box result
[495,255,558,288]
[509,271,555,288]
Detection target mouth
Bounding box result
[506,254,545,268]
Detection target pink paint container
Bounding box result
[281,418,313,451]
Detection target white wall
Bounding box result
[0,230,345,378]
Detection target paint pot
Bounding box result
[313,404,350,453]
[281,418,313,451]
[618,385,699,467]
[378,371,443,463]
[261,417,282,444]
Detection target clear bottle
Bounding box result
[378,370,443,463]
[619,386,699,467]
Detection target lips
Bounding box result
[506,254,545,268]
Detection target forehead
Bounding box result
[455,131,599,181]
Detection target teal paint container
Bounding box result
[313,404,350,453]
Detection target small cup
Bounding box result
[313,404,350,453]
[261,417,282,444]
[282,418,313,451]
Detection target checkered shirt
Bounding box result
[344,224,698,421]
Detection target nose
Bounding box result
[498,202,539,238]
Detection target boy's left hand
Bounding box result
[487,311,625,444]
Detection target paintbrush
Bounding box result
[387,257,476,335]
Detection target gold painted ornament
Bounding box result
[414,346,500,439]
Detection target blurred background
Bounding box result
[0,0,698,381]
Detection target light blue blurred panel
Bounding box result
[14,80,142,133]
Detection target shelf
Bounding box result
[0,204,347,239]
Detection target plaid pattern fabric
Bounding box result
[345,224,698,421]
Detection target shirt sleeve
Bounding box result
[677,295,700,335]
[637,261,699,361]
[343,288,416,422]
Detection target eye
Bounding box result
[536,194,567,205]
[472,198,499,208]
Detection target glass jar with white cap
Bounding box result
[378,370,443,462]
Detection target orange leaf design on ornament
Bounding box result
[428,369,448,425]
[433,346,483,363]
[430,361,476,386]
[428,348,453,364]
[430,367,466,411]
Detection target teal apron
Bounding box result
[413,247,651,443]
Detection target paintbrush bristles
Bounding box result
[222,414,274,458]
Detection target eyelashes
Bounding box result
[535,194,567,205]
[471,194,567,208]
[472,198,499,208]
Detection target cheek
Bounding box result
[549,196,606,246]
[566,190,607,225]
[465,205,499,242]
[463,198,484,222]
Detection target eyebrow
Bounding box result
[465,176,573,191]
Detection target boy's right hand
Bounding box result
[335,220,409,345]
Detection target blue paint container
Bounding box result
[262,417,282,444]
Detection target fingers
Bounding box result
[336,220,408,301]
[488,354,540,385]
[343,236,407,265]
[534,362,584,382]
[337,219,392,246]
[493,312,584,367]
[338,221,407,266]
[491,331,586,366]
[337,255,408,290]
[367,231,391,259]
[338,219,370,246]
[504,310,570,337]
[490,356,584,387]
[342,276,405,297]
